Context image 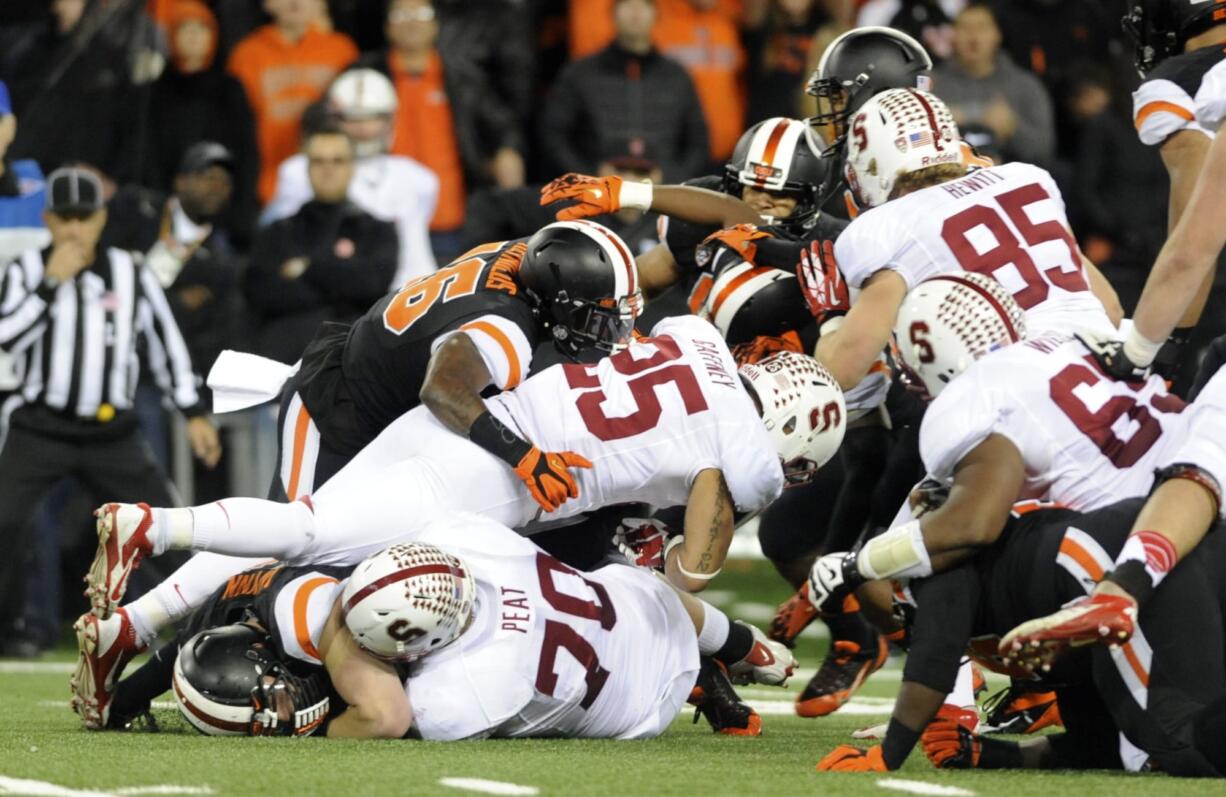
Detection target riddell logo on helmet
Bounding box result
[920,153,961,167]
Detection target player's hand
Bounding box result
[250,670,331,737]
[45,240,91,282]
[613,517,673,569]
[921,706,982,768]
[807,552,852,614]
[1074,332,1149,382]
[187,416,222,469]
[796,238,848,322]
[730,334,803,365]
[698,224,771,266]
[816,744,888,772]
[541,173,625,220]
[513,447,594,513]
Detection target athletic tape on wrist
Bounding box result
[1123,327,1163,369]
[667,535,721,581]
[856,519,931,580]
[618,179,653,211]
[1116,530,1178,590]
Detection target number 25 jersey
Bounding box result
[920,335,1188,511]
[486,315,784,518]
[834,162,1116,337]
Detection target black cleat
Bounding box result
[689,657,762,736]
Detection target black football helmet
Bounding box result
[805,26,933,145]
[172,624,330,737]
[1123,0,1226,75]
[700,260,813,346]
[520,221,642,361]
[723,117,831,233]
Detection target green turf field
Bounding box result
[1,559,1219,797]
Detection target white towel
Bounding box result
[207,350,300,413]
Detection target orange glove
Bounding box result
[699,224,771,266]
[541,173,626,221]
[797,238,849,322]
[513,447,594,512]
[921,706,982,769]
[816,744,888,772]
[730,334,804,366]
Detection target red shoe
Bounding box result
[768,583,818,647]
[70,609,144,730]
[795,636,888,718]
[728,622,797,686]
[85,503,155,618]
[999,593,1136,672]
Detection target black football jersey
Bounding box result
[1133,43,1226,145]
[296,239,540,455]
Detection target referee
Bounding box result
[0,167,220,636]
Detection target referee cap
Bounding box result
[46,167,104,215]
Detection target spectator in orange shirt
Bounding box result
[352,0,526,259]
[227,0,358,204]
[652,0,747,162]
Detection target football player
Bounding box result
[816,497,1226,776]
[1117,0,1226,380]
[73,315,846,723]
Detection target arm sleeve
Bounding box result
[1195,60,1226,133]
[0,254,52,353]
[272,574,343,666]
[917,368,999,483]
[137,265,204,415]
[431,311,534,391]
[833,213,901,290]
[902,565,981,694]
[1133,77,1204,146]
[303,218,399,304]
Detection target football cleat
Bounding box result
[998,593,1136,671]
[690,658,762,736]
[768,583,818,647]
[981,684,1061,734]
[70,609,144,730]
[795,637,888,718]
[728,622,797,686]
[85,503,155,618]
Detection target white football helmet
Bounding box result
[739,351,847,486]
[893,272,1027,399]
[843,88,961,208]
[328,68,398,158]
[341,542,476,662]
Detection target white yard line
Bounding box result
[112,789,214,795]
[0,663,75,674]
[0,776,114,797]
[876,779,976,796]
[437,778,538,796]
[749,697,894,716]
[38,701,177,711]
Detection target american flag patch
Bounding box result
[908,131,933,148]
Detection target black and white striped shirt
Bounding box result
[0,246,202,423]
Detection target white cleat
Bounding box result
[69,609,144,730]
[728,622,798,686]
[84,503,155,619]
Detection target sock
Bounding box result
[125,595,170,647]
[150,508,194,554]
[823,609,877,649]
[156,499,314,558]
[946,658,978,711]
[109,641,178,722]
[126,552,265,644]
[714,622,755,666]
[696,599,731,655]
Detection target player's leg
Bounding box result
[668,585,795,686]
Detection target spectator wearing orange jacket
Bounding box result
[227,0,357,204]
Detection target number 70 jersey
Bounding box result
[486,315,784,517]
[835,162,1116,337]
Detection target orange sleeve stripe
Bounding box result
[1134,100,1195,131]
[460,320,523,389]
[293,576,339,661]
[286,403,312,502]
[1058,537,1105,582]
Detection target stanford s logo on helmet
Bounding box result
[894,272,1026,399]
[1123,0,1226,76]
[520,221,642,361]
[738,352,846,486]
[723,118,831,232]
[844,88,961,208]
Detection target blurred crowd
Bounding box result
[0,0,1200,651]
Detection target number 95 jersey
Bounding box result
[487,315,784,518]
[920,335,1188,511]
[834,162,1116,338]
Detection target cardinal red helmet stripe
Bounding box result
[759,119,792,172]
[927,274,1021,343]
[342,563,467,613]
[907,89,946,151]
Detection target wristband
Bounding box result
[1103,560,1155,607]
[881,718,920,769]
[1122,327,1163,369]
[819,315,844,337]
[467,410,531,467]
[618,179,654,211]
[667,536,721,581]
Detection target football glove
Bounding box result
[730,334,803,365]
[796,238,848,322]
[921,706,982,769]
[698,224,771,267]
[816,744,888,772]
[540,173,651,221]
[807,551,856,614]
[249,669,330,737]
[513,447,593,513]
[1074,331,1149,382]
[613,517,674,569]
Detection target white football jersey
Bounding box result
[835,162,1115,337]
[487,314,784,517]
[920,335,1188,510]
[1196,58,1226,132]
[404,514,699,740]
